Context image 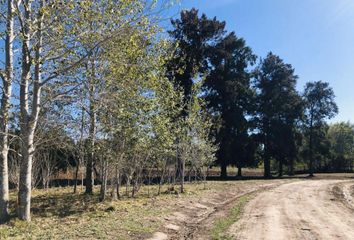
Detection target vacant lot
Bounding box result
[0,174,353,240]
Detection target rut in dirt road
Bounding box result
[230,180,354,240]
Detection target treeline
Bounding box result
[0,1,216,222]
[0,1,351,223]
[166,8,348,179]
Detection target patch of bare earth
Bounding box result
[147,179,291,240]
[229,179,354,240]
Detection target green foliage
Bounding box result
[204,32,257,177]
[179,82,218,176]
[210,194,252,240]
[254,52,303,177]
[327,122,354,171]
[303,81,338,175]
[167,8,226,102]
[303,81,338,126]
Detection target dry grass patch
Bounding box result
[0,182,227,239]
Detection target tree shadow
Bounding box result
[30,191,100,218]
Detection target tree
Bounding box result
[303,81,338,177]
[0,0,14,222]
[0,1,220,223]
[177,82,218,192]
[13,0,163,221]
[167,8,225,103]
[16,0,91,220]
[95,14,182,198]
[254,52,303,178]
[204,32,256,178]
[167,8,225,186]
[327,122,354,172]
[300,124,330,172]
[64,0,164,195]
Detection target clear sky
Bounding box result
[167,0,354,123]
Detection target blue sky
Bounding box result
[167,0,354,123]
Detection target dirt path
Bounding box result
[230,179,354,240]
[147,180,290,240]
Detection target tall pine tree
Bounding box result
[254,52,303,178]
[204,32,256,178]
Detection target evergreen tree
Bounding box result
[204,32,256,178]
[254,52,303,178]
[167,8,225,105]
[303,81,338,176]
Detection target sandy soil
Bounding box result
[147,180,290,240]
[230,179,354,240]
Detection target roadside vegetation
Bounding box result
[0,182,212,239]
[210,194,252,240]
[0,179,275,239]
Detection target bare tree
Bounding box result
[0,0,14,222]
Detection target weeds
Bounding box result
[210,194,252,240]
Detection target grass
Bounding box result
[0,182,219,240]
[1,174,343,239]
[210,194,253,240]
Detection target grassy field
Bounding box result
[0,182,240,240]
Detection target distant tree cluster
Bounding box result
[307,121,354,173]
[0,2,349,223]
[167,8,346,180]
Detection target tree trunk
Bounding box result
[99,159,107,202]
[158,161,167,195]
[125,174,130,197]
[237,167,242,177]
[18,0,43,221]
[85,150,94,194]
[85,61,96,194]
[73,161,80,194]
[81,171,84,191]
[179,158,185,193]
[203,168,207,190]
[309,126,314,177]
[264,155,271,178]
[18,130,35,221]
[0,0,14,223]
[278,161,283,177]
[0,139,10,222]
[74,107,85,194]
[220,163,227,179]
[116,171,121,200]
[264,136,271,178]
[18,0,32,221]
[112,166,120,200]
[289,157,295,176]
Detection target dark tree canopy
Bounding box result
[166,9,342,179]
[204,32,257,178]
[254,52,303,178]
[303,81,338,126]
[167,8,226,103]
[303,81,338,176]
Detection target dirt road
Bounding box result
[230,180,354,240]
[147,180,291,240]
